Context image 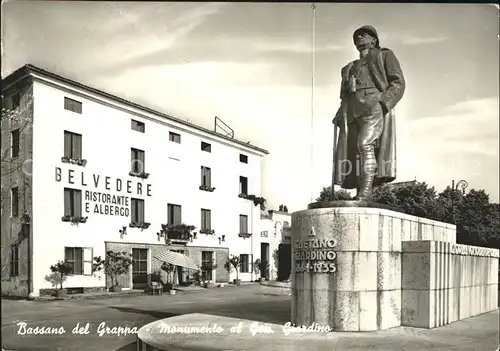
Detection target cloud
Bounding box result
[401,35,448,45]
[251,41,343,54]
[104,3,225,65]
[379,32,448,46]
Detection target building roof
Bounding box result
[1,64,269,155]
[386,180,417,189]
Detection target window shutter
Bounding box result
[207,210,211,230]
[73,134,82,159]
[167,204,172,224]
[74,190,82,217]
[200,167,204,186]
[131,200,137,222]
[140,151,145,172]
[131,149,136,172]
[207,168,211,187]
[64,189,71,216]
[241,215,247,233]
[201,210,205,230]
[83,247,92,275]
[75,248,83,275]
[64,132,72,158]
[174,205,181,225]
[138,200,145,223]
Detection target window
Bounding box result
[201,209,211,231]
[132,248,148,284]
[240,254,250,273]
[131,119,145,133]
[239,176,248,195]
[169,132,181,143]
[131,198,145,223]
[131,148,145,173]
[11,129,20,158]
[10,245,19,277]
[201,142,211,152]
[11,93,20,110]
[201,166,211,187]
[201,251,213,281]
[240,154,248,163]
[64,131,82,159]
[167,204,182,225]
[239,215,248,234]
[11,187,19,217]
[64,247,92,275]
[64,97,82,114]
[64,188,82,217]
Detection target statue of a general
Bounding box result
[333,25,406,201]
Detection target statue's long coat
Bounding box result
[333,48,405,189]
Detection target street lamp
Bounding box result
[451,179,468,223]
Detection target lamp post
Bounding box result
[451,179,468,224]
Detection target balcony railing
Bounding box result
[167,231,191,242]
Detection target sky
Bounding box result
[2,2,499,212]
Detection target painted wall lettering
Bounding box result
[55,166,152,217]
[55,167,152,197]
[84,191,130,217]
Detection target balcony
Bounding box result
[158,224,195,245]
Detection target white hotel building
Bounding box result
[1,64,271,297]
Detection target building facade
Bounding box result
[258,210,292,281]
[1,64,269,297]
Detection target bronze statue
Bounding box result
[332,25,405,201]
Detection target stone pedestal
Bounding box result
[290,202,456,332]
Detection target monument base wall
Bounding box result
[402,241,499,328]
[290,205,498,332]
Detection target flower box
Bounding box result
[129,171,150,179]
[129,222,151,230]
[61,216,88,225]
[199,185,216,192]
[61,157,87,167]
[238,233,252,239]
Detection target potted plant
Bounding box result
[227,255,241,286]
[93,251,134,292]
[46,261,73,298]
[192,270,203,286]
[202,260,217,288]
[254,259,269,283]
[160,262,175,294]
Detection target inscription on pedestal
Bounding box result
[294,239,337,273]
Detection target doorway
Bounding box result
[260,243,269,279]
[170,249,187,284]
[277,243,291,281]
[132,248,148,289]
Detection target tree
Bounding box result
[455,189,497,248]
[45,261,72,290]
[316,186,353,201]
[227,255,241,281]
[92,251,134,287]
[315,181,499,249]
[1,94,34,215]
[373,184,398,206]
[391,182,444,221]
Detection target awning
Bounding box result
[154,250,199,270]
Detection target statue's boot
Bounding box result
[355,150,377,201]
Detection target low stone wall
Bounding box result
[402,241,499,328]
